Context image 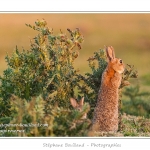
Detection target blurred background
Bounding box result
[0,13,150,91]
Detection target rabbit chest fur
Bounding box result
[93,71,122,132]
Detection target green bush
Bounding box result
[122,85,150,118]
[0,19,84,117]
[0,95,90,137]
[0,19,91,136]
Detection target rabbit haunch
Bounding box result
[92,46,125,132]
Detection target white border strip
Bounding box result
[0,0,150,12]
[0,138,150,150]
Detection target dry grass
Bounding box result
[88,113,150,137]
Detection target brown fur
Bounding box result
[92,46,125,132]
[70,97,87,119]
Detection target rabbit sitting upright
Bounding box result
[92,46,125,132]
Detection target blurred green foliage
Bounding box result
[141,74,150,86]
[122,85,150,118]
[0,95,90,137]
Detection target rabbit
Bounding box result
[92,46,125,132]
[70,97,87,119]
[69,97,90,130]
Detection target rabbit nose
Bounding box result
[120,59,122,63]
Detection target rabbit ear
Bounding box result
[79,97,84,106]
[106,46,115,61]
[70,98,78,108]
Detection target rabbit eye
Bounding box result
[120,59,122,64]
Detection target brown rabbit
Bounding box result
[70,97,87,119]
[92,46,125,132]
